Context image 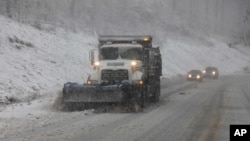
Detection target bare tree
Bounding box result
[5,0,12,18]
[244,9,250,46]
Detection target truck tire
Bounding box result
[151,77,160,102]
[152,82,160,102]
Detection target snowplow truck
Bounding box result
[63,35,162,109]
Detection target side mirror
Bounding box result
[89,49,99,65]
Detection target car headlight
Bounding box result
[202,70,206,74]
[196,75,200,79]
[212,71,216,75]
[188,74,192,78]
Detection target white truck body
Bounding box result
[88,44,144,85]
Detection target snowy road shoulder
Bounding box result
[0,75,194,140]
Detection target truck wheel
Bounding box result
[151,78,160,103]
[138,84,147,108]
[140,86,145,108]
[153,83,160,102]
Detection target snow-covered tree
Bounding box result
[0,0,249,42]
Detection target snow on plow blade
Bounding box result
[63,83,125,103]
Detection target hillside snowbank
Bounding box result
[0,16,97,103]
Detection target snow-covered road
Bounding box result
[1,74,250,141]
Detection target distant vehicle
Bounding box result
[202,66,219,79]
[187,70,203,82]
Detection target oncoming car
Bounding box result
[202,66,219,79]
[187,70,203,82]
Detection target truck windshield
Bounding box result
[100,47,142,60]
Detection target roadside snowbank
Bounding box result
[0,15,97,103]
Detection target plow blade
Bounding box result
[63,83,125,103]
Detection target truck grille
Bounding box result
[101,69,128,81]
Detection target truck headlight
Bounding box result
[132,80,143,85]
[139,80,143,85]
[87,80,91,85]
[94,61,100,66]
[144,37,149,41]
[131,61,138,66]
[87,80,98,85]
